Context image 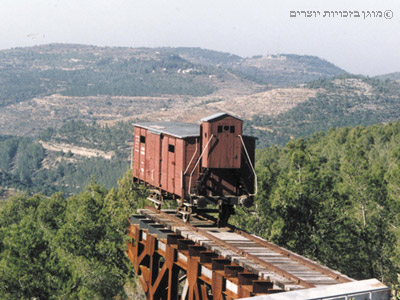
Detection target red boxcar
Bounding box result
[132,113,256,224]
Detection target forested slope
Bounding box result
[0,120,132,196]
[0,172,147,299]
[0,44,218,107]
[0,44,344,108]
[246,75,400,147]
[165,48,346,85]
[234,121,400,283]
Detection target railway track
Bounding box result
[131,206,352,297]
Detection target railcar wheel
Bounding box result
[217,203,234,227]
[181,206,192,223]
[155,202,162,210]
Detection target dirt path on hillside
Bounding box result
[39,141,114,159]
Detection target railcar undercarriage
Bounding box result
[137,166,254,226]
[146,193,252,228]
[147,191,241,227]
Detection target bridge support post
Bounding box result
[127,214,298,299]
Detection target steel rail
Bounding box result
[233,229,352,284]
[146,206,315,289]
[198,211,352,284]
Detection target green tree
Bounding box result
[0,171,147,299]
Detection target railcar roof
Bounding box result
[200,112,241,122]
[133,121,200,138]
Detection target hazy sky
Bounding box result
[0,0,399,76]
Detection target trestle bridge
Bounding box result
[126,207,390,300]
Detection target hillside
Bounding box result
[0,121,132,196]
[0,44,345,136]
[375,72,400,82]
[3,74,400,197]
[2,44,343,108]
[0,44,217,106]
[165,48,347,85]
[229,54,347,86]
[246,76,400,147]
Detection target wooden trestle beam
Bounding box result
[127,216,274,300]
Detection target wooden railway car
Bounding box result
[132,113,257,225]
